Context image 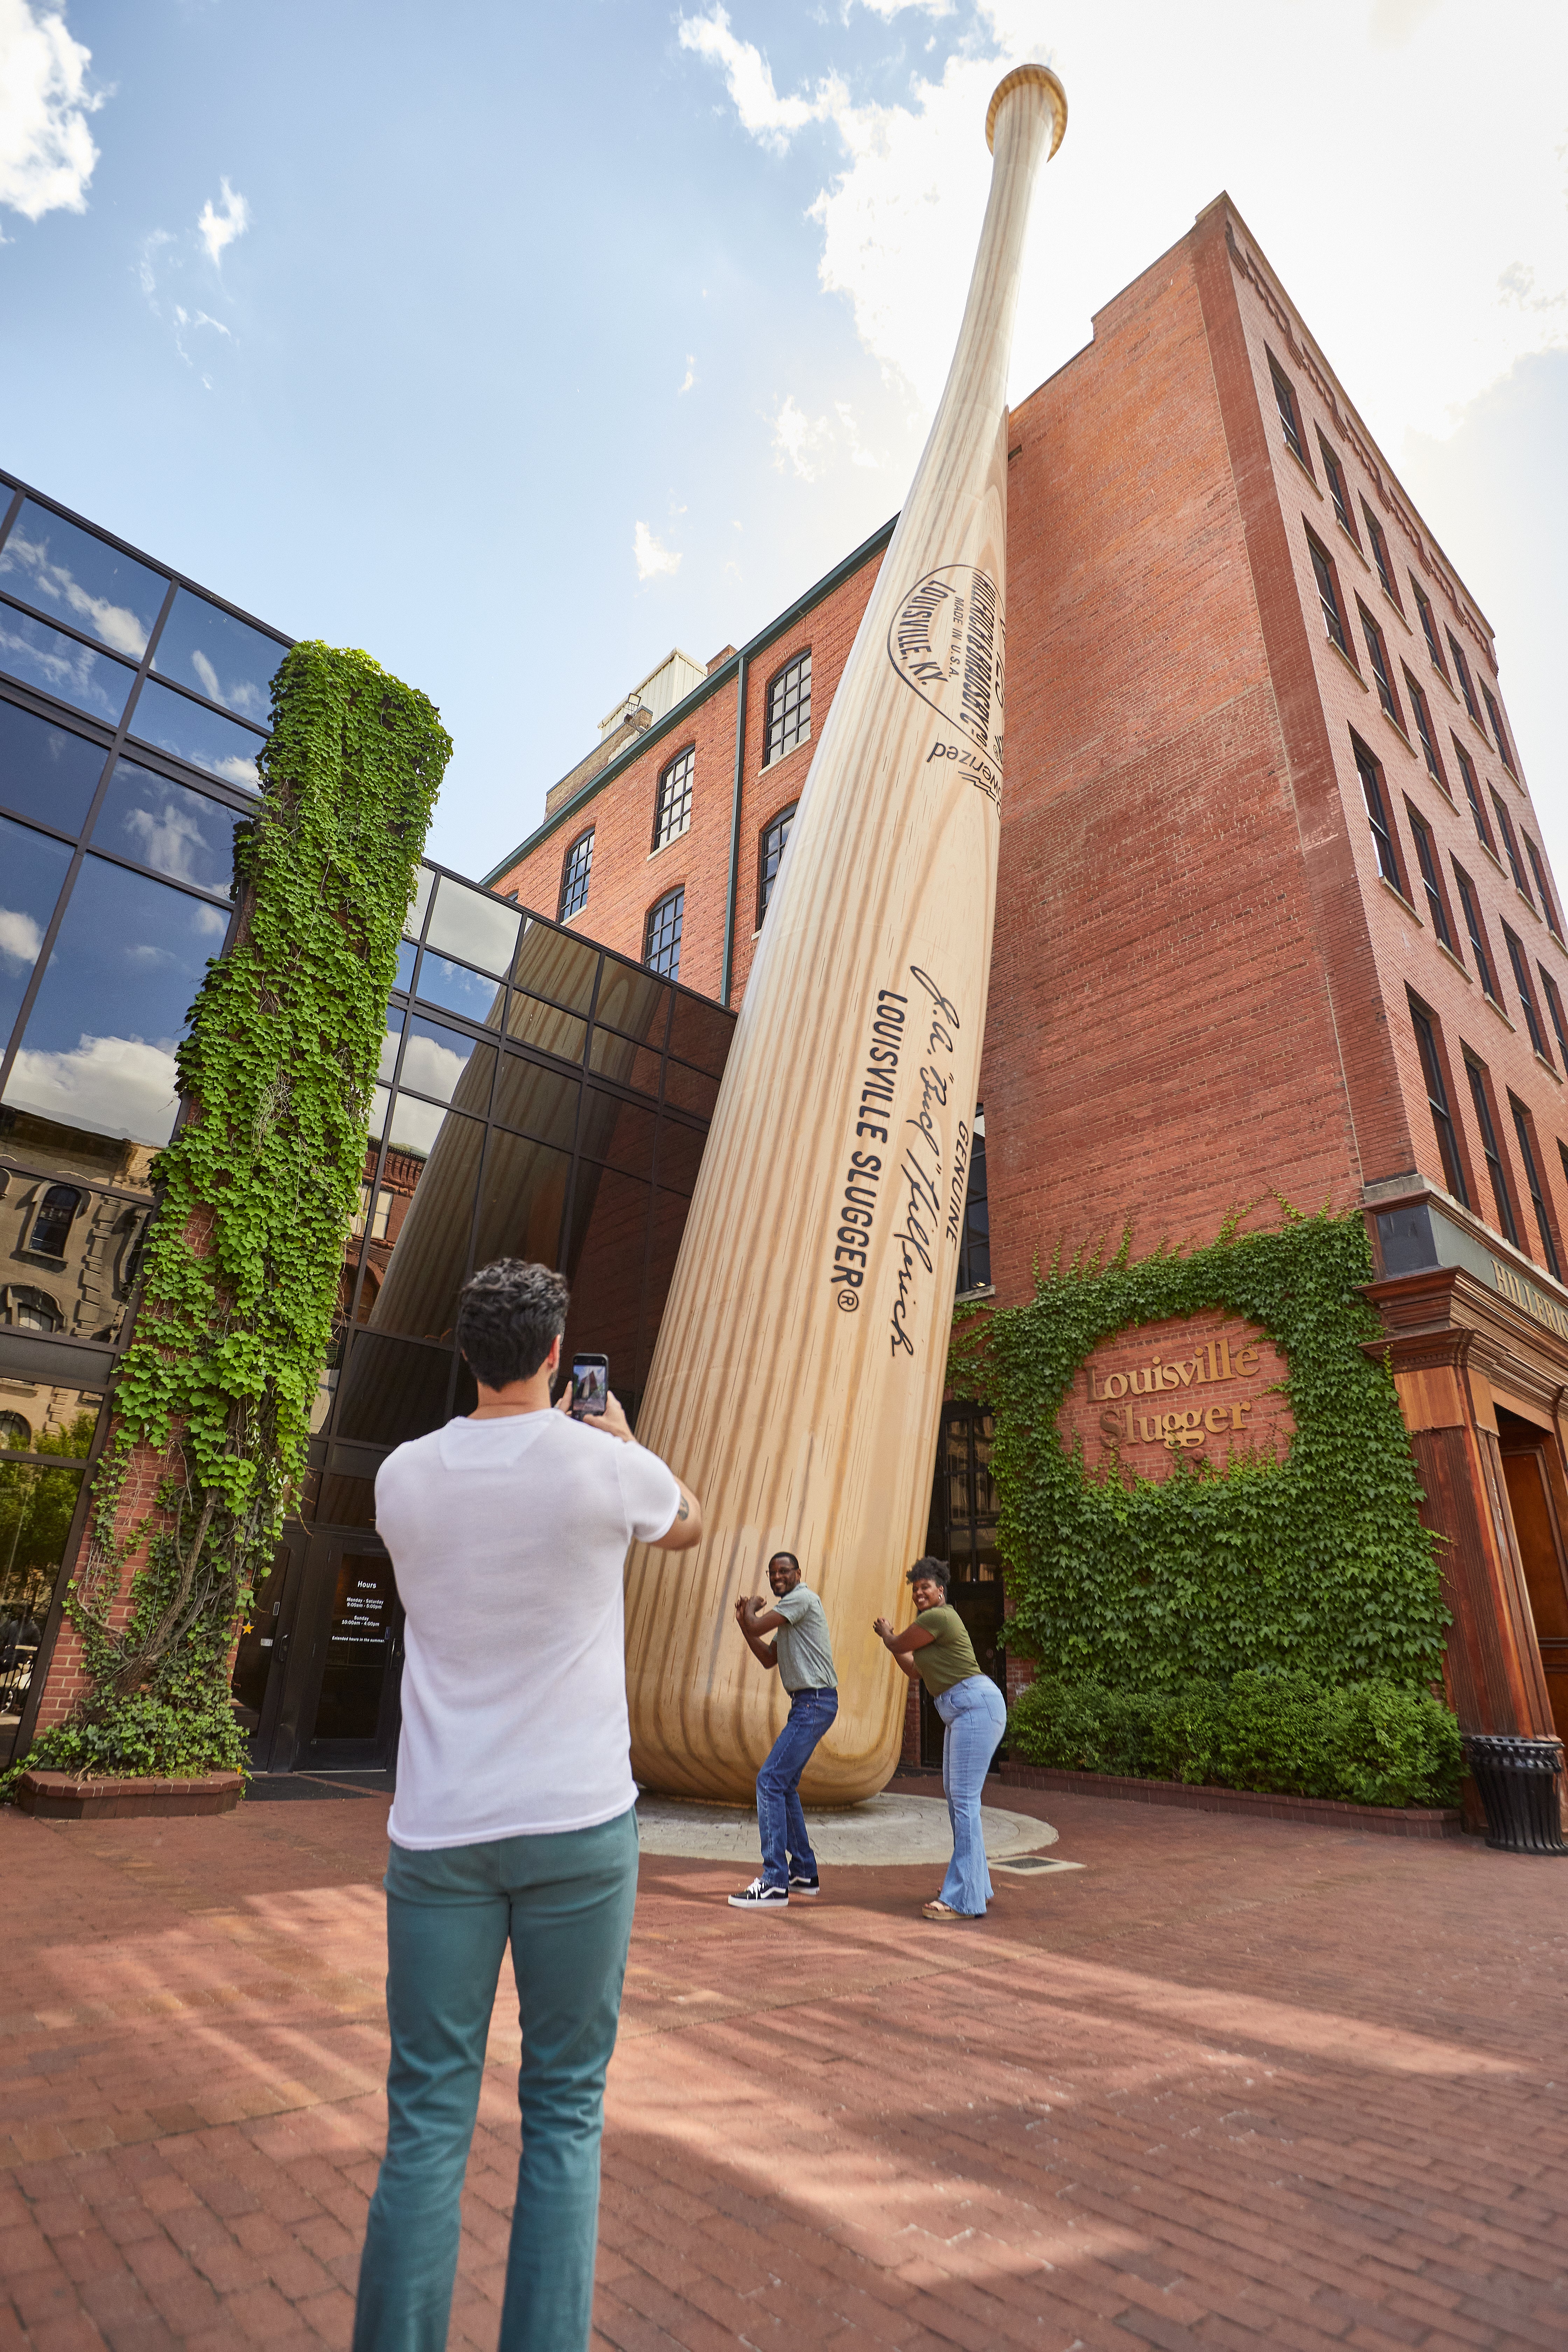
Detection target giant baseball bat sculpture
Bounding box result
[625,64,1067,1803]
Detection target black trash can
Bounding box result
[1463,1734,1567,1854]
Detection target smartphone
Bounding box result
[571,1354,609,1419]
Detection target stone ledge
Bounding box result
[15,1771,244,1822]
[999,1762,1462,1838]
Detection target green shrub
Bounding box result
[5,1692,247,1787]
[1008,1671,1462,1809]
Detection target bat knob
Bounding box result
[986,63,1068,160]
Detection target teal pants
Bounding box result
[352,1807,639,2352]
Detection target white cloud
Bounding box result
[0,0,104,225]
[679,355,696,394]
[677,6,847,158]
[633,521,681,580]
[122,800,210,885]
[770,394,829,481]
[5,1032,181,1149]
[0,906,42,966]
[398,1034,472,1103]
[197,176,249,268]
[0,526,148,656]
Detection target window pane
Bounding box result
[3,857,227,1148]
[578,1088,657,1179]
[655,1116,706,1196]
[385,1091,449,1160]
[561,1166,652,1412]
[404,864,434,941]
[666,992,733,1078]
[512,919,599,1015]
[126,678,264,790]
[645,888,683,981]
[594,953,670,1044]
[0,1451,88,1727]
[0,608,136,726]
[398,1014,496,1111]
[379,1006,403,1086]
[505,993,587,1066]
[93,760,239,897]
[0,700,104,836]
[424,873,521,978]
[662,1060,719,1118]
[471,1130,572,1272]
[0,817,72,1045]
[362,1102,485,1339]
[150,589,284,725]
[333,1330,453,1447]
[0,1171,148,1343]
[491,1055,579,1150]
[415,952,505,1026]
[393,937,417,992]
[0,502,166,658]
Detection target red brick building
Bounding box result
[486,198,1568,1788]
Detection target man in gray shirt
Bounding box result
[730,1553,838,1909]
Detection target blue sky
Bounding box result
[4,0,1566,884]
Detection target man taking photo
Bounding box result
[729,1552,838,1910]
[356,1258,701,2352]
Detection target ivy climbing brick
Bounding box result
[18,644,450,1784]
[950,1205,1451,1695]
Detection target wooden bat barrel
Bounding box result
[624,65,1067,1804]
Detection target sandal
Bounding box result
[921,1899,975,1921]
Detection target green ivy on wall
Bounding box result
[949,1205,1448,1692]
[17,643,450,1784]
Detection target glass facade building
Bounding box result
[0,471,734,1771]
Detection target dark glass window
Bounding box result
[1269,360,1306,463]
[1447,632,1480,722]
[1464,1059,1517,1241]
[1455,744,1492,849]
[1453,867,1496,999]
[1360,604,1400,724]
[1363,505,1396,601]
[765,651,811,765]
[27,1185,81,1258]
[0,700,104,835]
[559,828,594,921]
[1525,838,1559,938]
[0,816,72,1046]
[1540,966,1568,1065]
[398,1013,496,1111]
[1491,793,1530,899]
[653,748,693,851]
[150,590,285,726]
[414,953,504,1026]
[422,873,521,980]
[1309,536,1348,655]
[1504,926,1550,1062]
[1411,1003,1467,1207]
[1510,1098,1560,1280]
[0,500,166,657]
[94,761,240,898]
[1319,435,1354,534]
[1414,583,1445,674]
[757,802,796,924]
[1408,813,1453,951]
[1355,741,1401,890]
[0,1412,30,1449]
[644,888,683,981]
[0,609,135,727]
[126,678,264,790]
[957,1107,989,1295]
[1405,673,1442,785]
[1482,686,1514,774]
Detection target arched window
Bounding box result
[757,802,797,926]
[6,1288,63,1333]
[644,888,684,982]
[764,650,811,765]
[653,748,694,851]
[558,828,594,920]
[27,1184,81,1258]
[0,1412,31,1452]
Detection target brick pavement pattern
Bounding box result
[0,1777,1562,2352]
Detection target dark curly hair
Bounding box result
[456,1259,570,1388]
[905,1556,951,1594]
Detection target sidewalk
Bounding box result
[0,1774,1562,2351]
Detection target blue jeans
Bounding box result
[936,1673,1008,1914]
[756,1687,838,1888]
[352,1807,639,2352]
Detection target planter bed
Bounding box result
[15,1770,244,1822]
[999,1761,1461,1838]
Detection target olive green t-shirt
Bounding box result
[912,1604,981,1696]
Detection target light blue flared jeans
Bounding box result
[935,1673,1008,1914]
[352,1806,639,2352]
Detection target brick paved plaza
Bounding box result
[0,1779,1563,2352]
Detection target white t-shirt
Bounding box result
[375,1409,680,1849]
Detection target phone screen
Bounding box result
[572,1356,608,1418]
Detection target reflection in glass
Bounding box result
[95,761,239,897]
[490,1057,579,1152]
[561,1167,652,1416]
[0,608,135,726]
[512,919,600,1015]
[507,994,586,1066]
[150,589,285,725]
[0,701,105,836]
[393,938,417,992]
[662,1060,720,1119]
[379,1008,403,1085]
[385,1092,448,1159]
[0,817,71,1046]
[579,1089,656,1178]
[471,1131,570,1273]
[0,502,167,657]
[400,1015,496,1110]
[306,1471,377,1530]
[667,991,734,1078]
[0,1110,157,1198]
[403,864,434,941]
[0,1397,96,1728]
[368,1084,391,1143]
[589,1026,663,1087]
[230,1540,290,1727]
[415,953,505,1026]
[126,678,264,790]
[425,874,521,979]
[313,1552,397,1740]
[594,954,668,1044]
[0,1167,147,1342]
[655,1116,705,1196]
[365,1102,484,1336]
[3,857,228,1148]
[334,1332,452,1447]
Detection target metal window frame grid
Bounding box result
[653,745,694,852]
[764,649,812,767]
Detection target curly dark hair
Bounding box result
[905,1556,951,1593]
[456,1259,570,1388]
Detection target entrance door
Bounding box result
[230,1527,308,1771]
[920,1404,1007,1766]
[1497,1412,1568,1746]
[300,1542,403,1771]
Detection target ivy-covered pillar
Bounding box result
[18,646,449,1783]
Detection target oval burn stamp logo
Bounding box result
[887,565,1005,778]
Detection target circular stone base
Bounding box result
[635,1790,1057,1868]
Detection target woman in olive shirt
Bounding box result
[874,1557,1008,1919]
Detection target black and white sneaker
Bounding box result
[728,1877,789,1910]
[788,1873,821,1897]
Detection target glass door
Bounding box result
[920,1404,1007,1766]
[300,1542,403,1771]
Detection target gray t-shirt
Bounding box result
[771,1584,837,1692]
